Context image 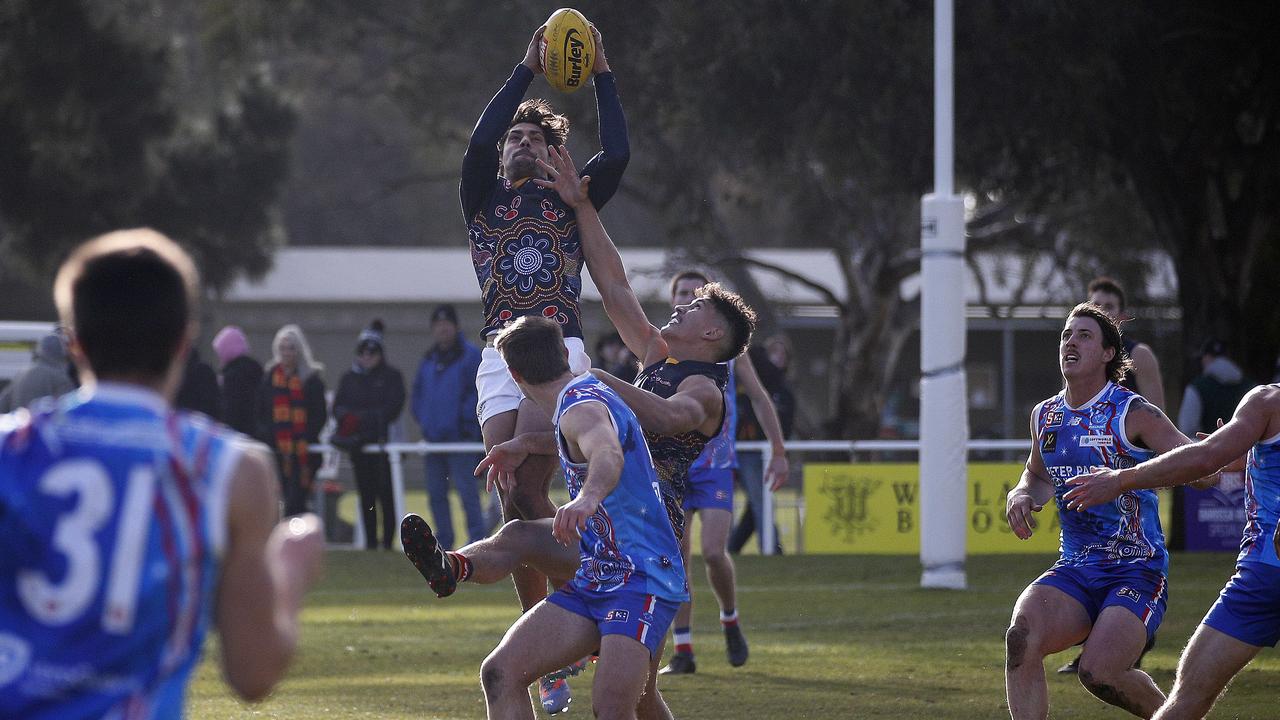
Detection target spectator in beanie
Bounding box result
[1177,338,1255,436]
[334,320,407,550]
[0,330,75,413]
[212,325,264,436]
[256,324,327,516]
[411,305,486,549]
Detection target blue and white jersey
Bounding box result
[0,383,242,720]
[1034,382,1167,573]
[689,359,737,472]
[1240,401,1280,568]
[554,374,688,602]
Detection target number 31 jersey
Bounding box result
[0,384,242,719]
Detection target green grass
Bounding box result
[338,487,807,554]
[188,551,1280,719]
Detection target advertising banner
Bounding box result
[1182,471,1246,552]
[803,463,1174,555]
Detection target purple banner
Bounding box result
[1183,472,1247,552]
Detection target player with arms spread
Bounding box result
[1065,384,1280,719]
[468,316,686,720]
[1003,303,1193,720]
[0,229,324,719]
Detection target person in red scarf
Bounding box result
[256,324,328,516]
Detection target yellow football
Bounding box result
[539,8,594,94]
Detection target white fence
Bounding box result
[317,438,1033,555]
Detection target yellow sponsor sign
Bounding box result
[804,463,1063,554]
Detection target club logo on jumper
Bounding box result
[1041,431,1058,454]
[1079,434,1115,448]
[563,29,587,88]
[1046,410,1064,427]
[821,475,881,541]
[605,609,629,623]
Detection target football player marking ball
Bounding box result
[540,8,595,94]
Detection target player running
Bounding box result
[0,229,324,719]
[659,270,790,675]
[1003,302,1193,719]
[1064,384,1280,719]
[443,316,686,720]
[461,22,626,712]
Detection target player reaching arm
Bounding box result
[734,352,790,490]
[535,145,666,366]
[1065,389,1271,511]
[1066,384,1280,718]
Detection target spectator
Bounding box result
[0,329,75,413]
[411,305,487,549]
[595,331,638,383]
[729,335,797,554]
[212,325,264,436]
[1087,276,1166,408]
[1177,338,1255,436]
[334,320,407,550]
[175,348,221,419]
[257,324,327,516]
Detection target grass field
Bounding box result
[188,550,1280,719]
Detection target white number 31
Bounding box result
[17,459,156,633]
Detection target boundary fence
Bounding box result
[314,439,1033,554]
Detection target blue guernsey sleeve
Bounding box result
[581,71,630,210]
[460,64,535,223]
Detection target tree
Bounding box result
[962,2,1280,382]
[0,0,294,293]
[184,1,1277,435]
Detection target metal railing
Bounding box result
[316,438,1033,554]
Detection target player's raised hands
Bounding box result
[589,24,610,75]
[534,145,591,208]
[522,25,546,74]
[1063,467,1122,512]
[552,494,600,546]
[1005,487,1044,540]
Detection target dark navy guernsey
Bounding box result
[460,64,629,340]
[633,358,729,541]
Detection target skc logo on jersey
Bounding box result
[604,609,629,623]
[1046,410,1064,427]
